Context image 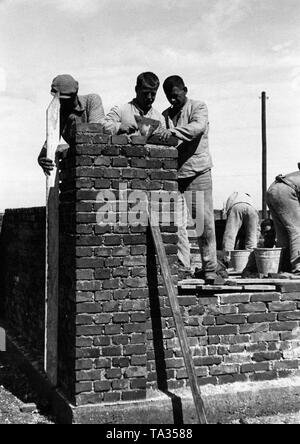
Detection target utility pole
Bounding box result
[260,91,269,220]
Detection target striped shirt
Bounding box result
[42,93,105,148]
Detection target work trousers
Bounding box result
[177,171,217,273]
[223,203,258,252]
[266,181,300,272]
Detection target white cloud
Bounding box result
[52,0,107,15]
[272,41,293,53]
[0,67,6,92]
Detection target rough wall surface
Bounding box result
[58,124,178,405]
[0,207,46,356]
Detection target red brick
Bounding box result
[77,303,102,313]
[238,303,267,313]
[249,371,278,382]
[77,326,103,335]
[124,345,146,355]
[93,336,110,346]
[248,313,276,323]
[121,390,146,401]
[269,302,297,311]
[104,325,121,335]
[94,358,111,368]
[76,370,101,381]
[103,393,121,402]
[252,351,282,362]
[94,381,111,392]
[208,326,238,336]
[270,321,299,331]
[75,359,93,370]
[216,315,246,325]
[106,368,122,379]
[250,293,280,302]
[102,346,122,356]
[112,335,130,345]
[278,311,300,321]
[219,294,250,304]
[194,356,222,366]
[210,364,239,376]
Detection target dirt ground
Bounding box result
[0,349,299,425]
[0,351,55,424]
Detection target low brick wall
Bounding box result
[0,207,46,357]
[172,287,300,385]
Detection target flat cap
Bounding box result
[51,74,79,98]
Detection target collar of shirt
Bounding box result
[73,96,85,114]
[130,99,153,116]
[166,98,189,126]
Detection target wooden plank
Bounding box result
[178,279,205,286]
[44,94,60,386]
[0,327,6,351]
[242,285,276,291]
[226,278,300,285]
[197,285,244,292]
[149,219,207,424]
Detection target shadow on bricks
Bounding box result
[147,227,183,425]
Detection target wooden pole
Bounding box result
[149,212,207,424]
[44,94,60,386]
[261,92,268,220]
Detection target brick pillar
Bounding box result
[58,123,178,406]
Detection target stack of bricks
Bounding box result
[58,123,179,405]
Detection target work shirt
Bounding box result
[102,100,165,135]
[274,171,300,195]
[225,192,256,216]
[162,98,212,179]
[42,94,105,148]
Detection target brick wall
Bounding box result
[167,288,300,386]
[0,208,46,357]
[0,124,296,410]
[58,124,178,404]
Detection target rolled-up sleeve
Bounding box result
[170,102,208,141]
[102,105,122,135]
[87,94,105,123]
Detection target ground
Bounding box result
[0,350,299,424]
[0,351,55,424]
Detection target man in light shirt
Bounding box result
[159,75,218,282]
[222,192,259,265]
[102,72,165,135]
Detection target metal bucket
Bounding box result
[254,248,282,275]
[229,250,251,272]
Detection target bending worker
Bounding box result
[38,74,105,175]
[266,171,300,274]
[222,192,259,265]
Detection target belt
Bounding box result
[275,174,300,195]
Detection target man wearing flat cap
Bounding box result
[38,74,105,175]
